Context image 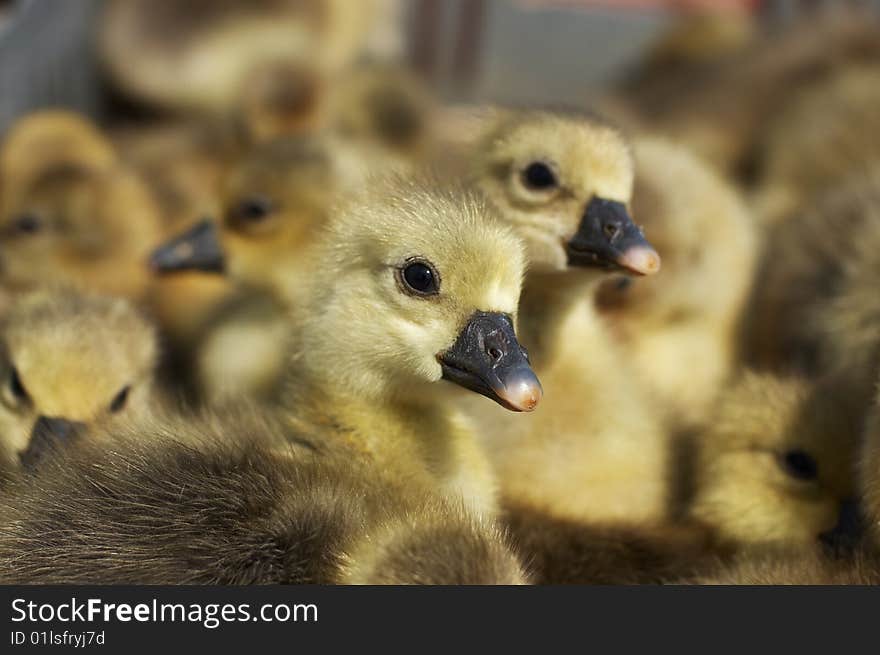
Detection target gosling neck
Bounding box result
[517,267,605,365]
[283,361,459,467]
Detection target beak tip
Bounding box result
[500,377,543,412]
[619,245,661,276]
[519,396,540,412]
[147,254,165,273]
[438,311,542,413]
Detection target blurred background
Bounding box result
[4,0,879,132]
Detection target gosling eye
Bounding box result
[399,259,440,297]
[780,449,819,481]
[230,195,275,224]
[521,161,558,191]
[8,367,29,403]
[12,213,43,235]
[109,385,131,413]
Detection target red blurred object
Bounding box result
[516,0,761,12]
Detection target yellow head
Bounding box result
[294,176,540,412]
[0,290,157,469]
[470,110,659,277]
[690,372,858,546]
[150,134,344,301]
[0,112,163,300]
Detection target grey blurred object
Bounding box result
[0,0,104,133]
[0,0,670,132]
[408,0,672,105]
[475,1,669,106]
[763,0,880,24]
[408,0,880,106]
[3,0,878,134]
[98,0,405,116]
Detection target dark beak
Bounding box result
[819,498,865,555]
[567,197,661,276]
[19,416,86,473]
[149,219,226,274]
[438,311,542,412]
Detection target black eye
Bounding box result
[781,450,819,481]
[109,385,131,413]
[521,162,558,190]
[232,196,274,223]
[401,260,439,296]
[9,367,28,402]
[12,213,42,235]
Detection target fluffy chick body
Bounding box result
[860,380,880,545]
[0,408,526,584]
[280,176,528,517]
[808,179,880,418]
[461,111,670,524]
[153,175,531,516]
[746,168,880,419]
[596,136,756,430]
[0,177,533,583]
[181,133,358,404]
[689,547,880,585]
[755,65,880,224]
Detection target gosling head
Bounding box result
[149,134,342,300]
[0,113,162,299]
[470,110,660,278]
[0,289,157,471]
[690,372,858,547]
[296,176,541,412]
